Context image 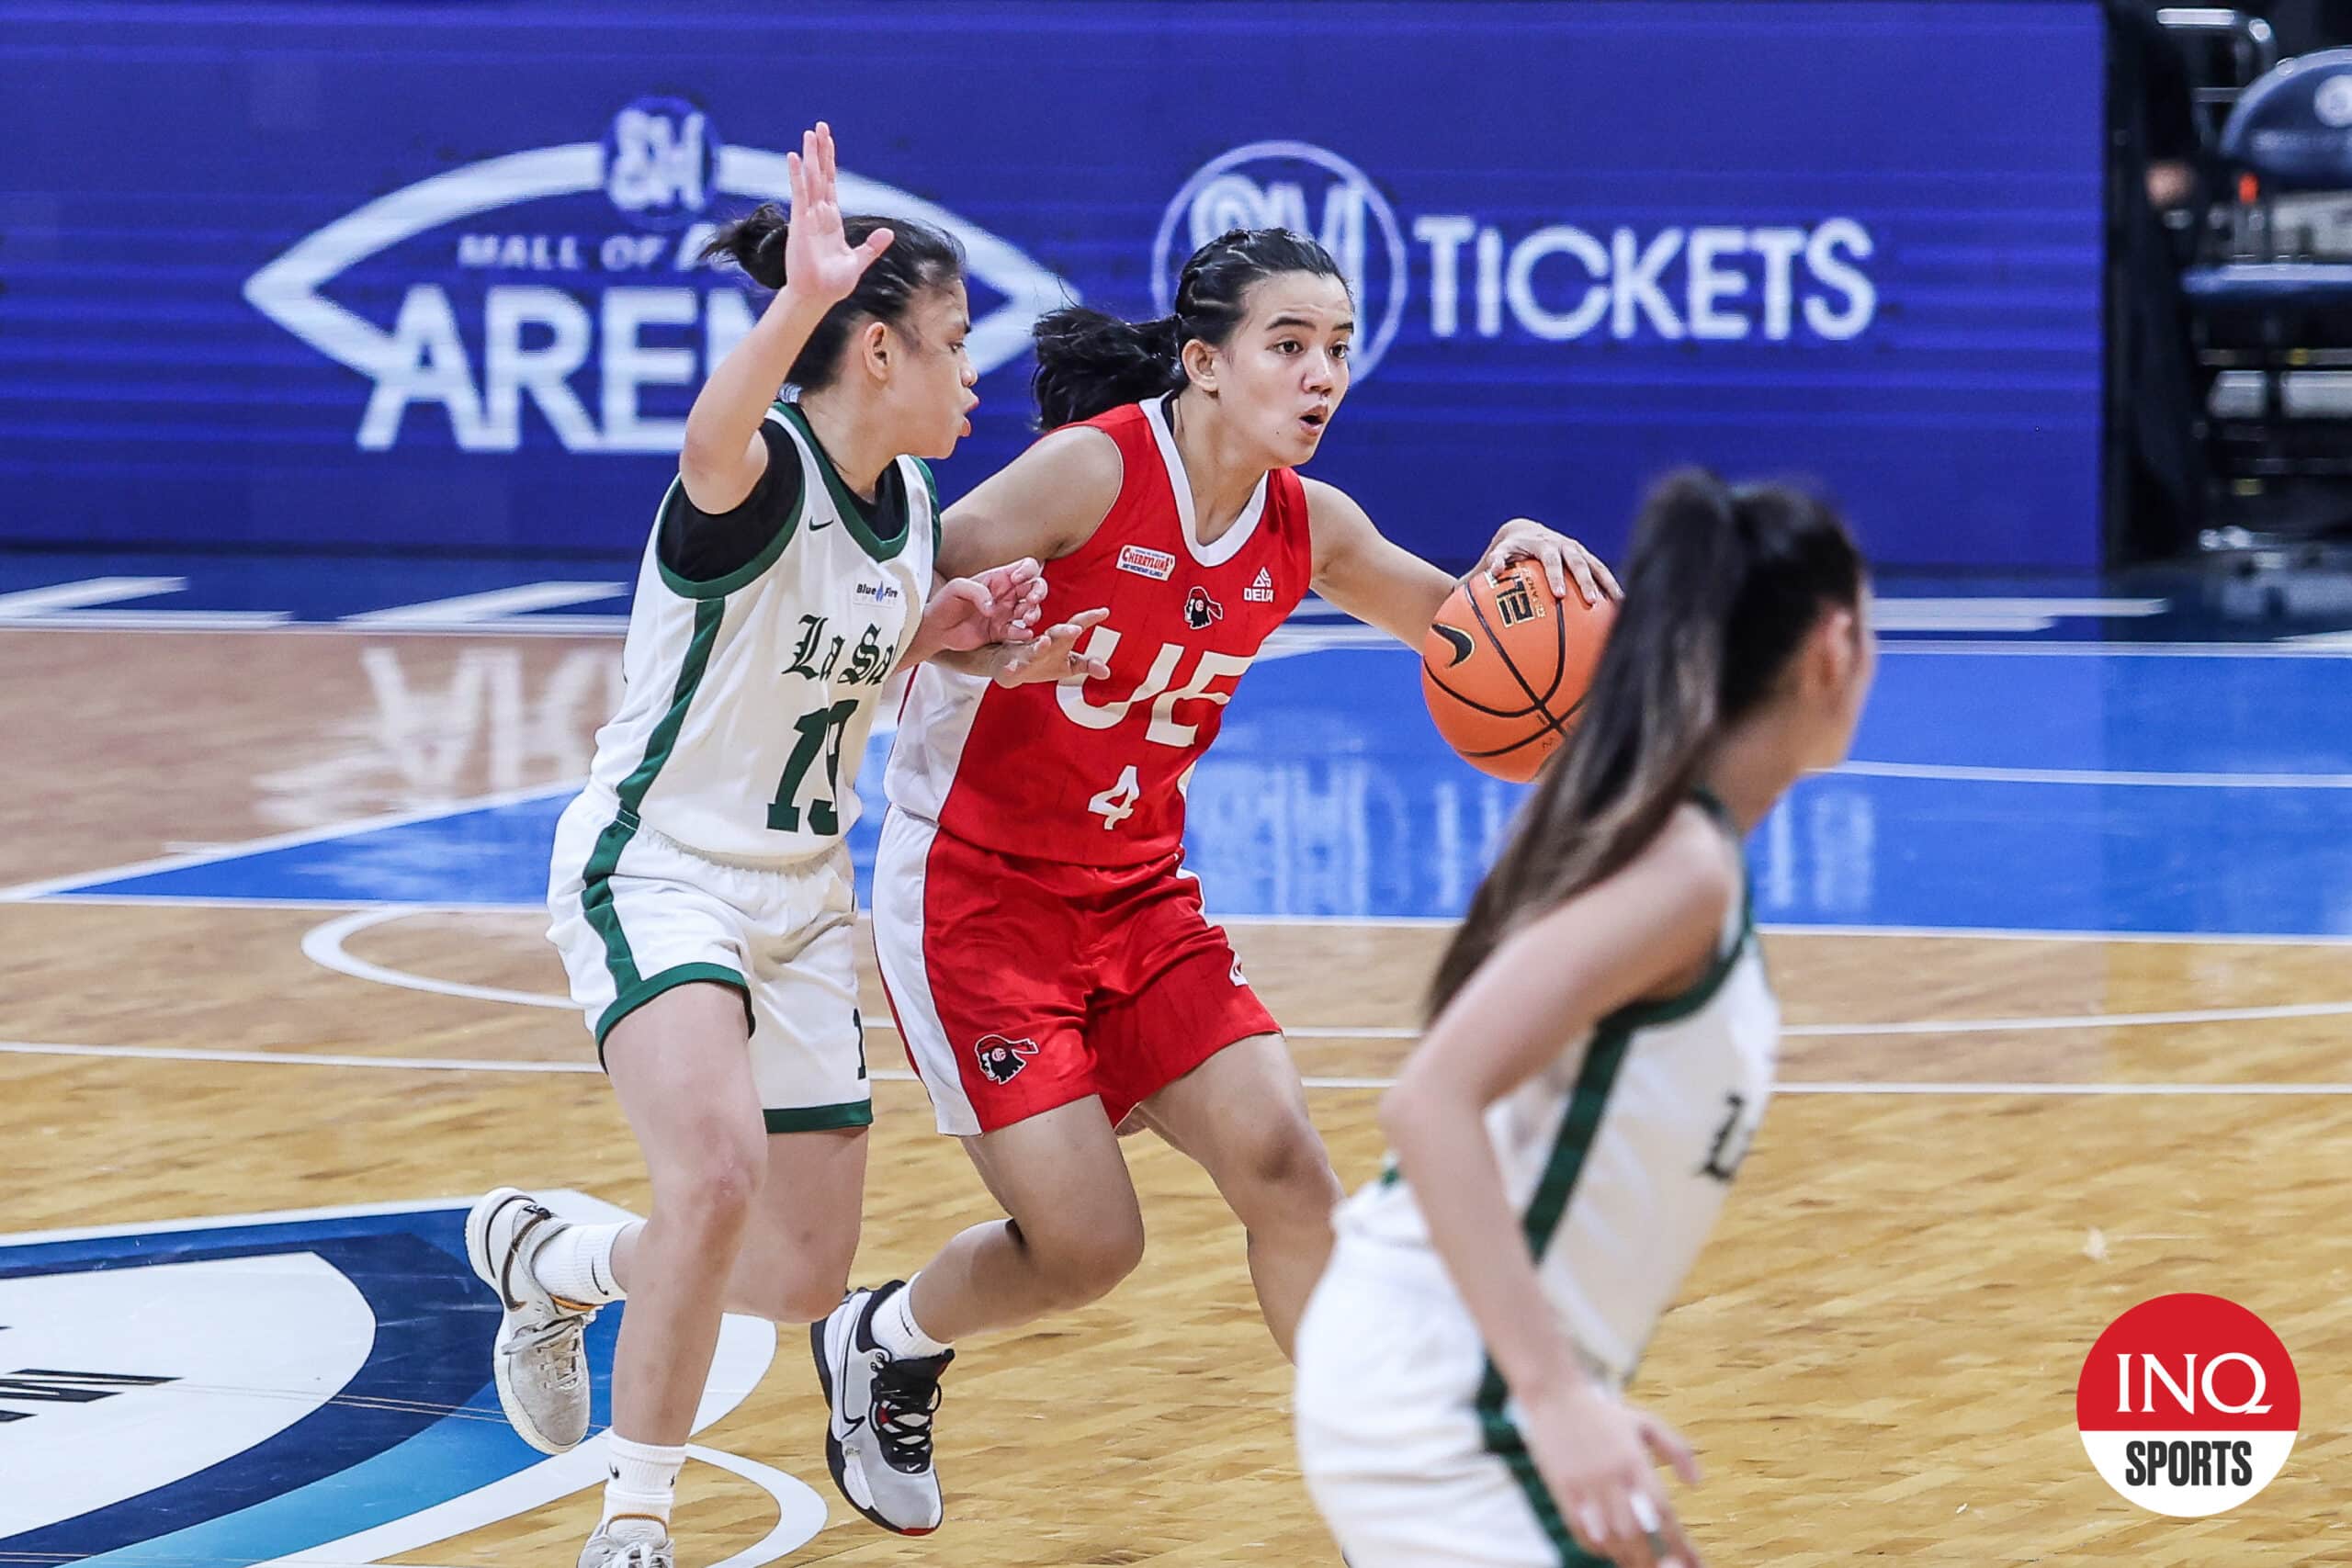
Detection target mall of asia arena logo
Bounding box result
[242,97,1073,454]
[1153,140,1879,380]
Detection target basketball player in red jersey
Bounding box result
[810,228,1621,1535]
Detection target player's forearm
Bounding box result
[897,620,988,674]
[1317,546,1458,648]
[681,287,831,474]
[1381,1083,1596,1402]
[921,645,997,674]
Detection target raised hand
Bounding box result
[784,120,893,305]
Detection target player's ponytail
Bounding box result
[702,202,965,391]
[1031,308,1186,430]
[1426,469,1863,1019]
[1031,226,1351,429]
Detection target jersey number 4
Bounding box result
[769,699,857,836]
[1087,764,1142,829]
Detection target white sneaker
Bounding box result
[811,1281,953,1535]
[465,1187,594,1454]
[577,1517,672,1568]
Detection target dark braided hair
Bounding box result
[1031,228,1347,429]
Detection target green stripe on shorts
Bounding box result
[580,596,725,1003]
[763,1100,874,1134]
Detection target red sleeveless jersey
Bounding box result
[886,396,1313,867]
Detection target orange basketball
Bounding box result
[1420,558,1615,782]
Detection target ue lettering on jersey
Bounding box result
[888,397,1312,865]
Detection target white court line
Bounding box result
[0,609,296,630]
[301,907,1420,1031]
[21,887,2352,946]
[1,607,2342,655]
[0,1039,601,1073]
[0,575,187,614]
[1774,1081,2352,1097]
[1762,920,2352,947]
[301,907,571,1010]
[294,908,2352,1042]
[0,1192,477,1247]
[1871,639,2352,658]
[0,780,579,901]
[690,1445,831,1568]
[0,611,296,629]
[342,581,628,626]
[1881,598,2168,617]
[0,615,603,637]
[6,1039,2351,1098]
[32,892,529,913]
[1831,760,2352,790]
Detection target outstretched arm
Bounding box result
[897,559,1048,671]
[899,429,1125,681]
[892,422,1125,684]
[1305,478,1623,648]
[678,121,893,513]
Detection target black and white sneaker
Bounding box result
[810,1281,953,1535]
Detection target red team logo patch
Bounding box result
[2076,1292,2299,1517]
[1183,587,1224,630]
[973,1034,1039,1086]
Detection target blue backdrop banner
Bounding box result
[0,0,2106,568]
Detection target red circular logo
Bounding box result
[2077,1293,2299,1517]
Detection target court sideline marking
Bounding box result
[293,907,2352,1043]
[6,1040,2350,1099]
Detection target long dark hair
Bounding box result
[1426,469,1865,1018]
[1030,227,1348,429]
[702,203,965,390]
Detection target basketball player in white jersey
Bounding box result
[1295,471,1872,1568]
[456,125,1101,1568]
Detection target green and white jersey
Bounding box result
[585,400,938,864]
[1335,800,1777,1389]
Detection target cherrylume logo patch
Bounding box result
[2076,1293,2299,1517]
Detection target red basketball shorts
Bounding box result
[870,807,1279,1135]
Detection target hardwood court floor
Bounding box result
[5,626,2349,1565]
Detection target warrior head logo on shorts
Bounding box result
[1184,587,1224,631]
[974,1034,1039,1085]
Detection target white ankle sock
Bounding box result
[534,1221,632,1305]
[597,1432,684,1533]
[868,1275,951,1358]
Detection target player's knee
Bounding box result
[657,1122,766,1235]
[1024,1217,1145,1307]
[1232,1114,1342,1222]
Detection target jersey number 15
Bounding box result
[768,699,857,837]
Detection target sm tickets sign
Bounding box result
[0,1,2106,569]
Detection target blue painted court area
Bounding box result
[0,547,2315,643]
[35,645,2352,938]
